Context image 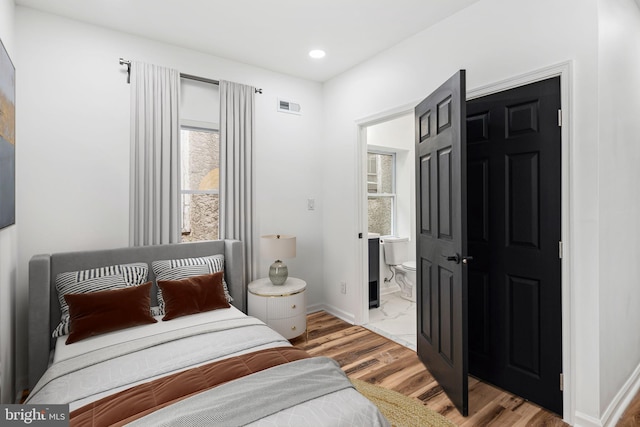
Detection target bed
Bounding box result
[27,239,389,426]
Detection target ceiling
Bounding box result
[15,0,481,82]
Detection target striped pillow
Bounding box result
[152,255,232,314]
[53,263,149,338]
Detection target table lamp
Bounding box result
[261,234,296,285]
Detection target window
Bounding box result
[367,151,396,236]
[180,125,219,242]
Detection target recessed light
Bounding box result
[309,49,326,59]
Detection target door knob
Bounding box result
[462,256,474,264]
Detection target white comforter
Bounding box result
[28,308,389,427]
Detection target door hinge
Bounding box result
[558,109,562,127]
[559,241,563,259]
[560,373,564,391]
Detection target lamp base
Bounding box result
[269,260,288,285]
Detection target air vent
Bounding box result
[278,99,302,115]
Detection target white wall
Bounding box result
[15,6,324,392]
[0,0,16,404]
[321,0,600,423]
[597,0,640,421]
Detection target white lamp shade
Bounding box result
[261,234,296,260]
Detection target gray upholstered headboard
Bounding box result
[28,239,244,390]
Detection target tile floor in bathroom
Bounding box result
[365,291,417,351]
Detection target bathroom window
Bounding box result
[367,151,396,236]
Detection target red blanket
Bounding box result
[70,346,310,427]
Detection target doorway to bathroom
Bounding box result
[361,113,418,350]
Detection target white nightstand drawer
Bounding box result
[267,292,305,319]
[269,314,306,340]
[247,277,307,340]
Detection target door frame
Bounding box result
[355,61,574,423]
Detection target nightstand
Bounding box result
[247,277,307,340]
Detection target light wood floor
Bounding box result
[292,311,568,426]
[618,390,640,427]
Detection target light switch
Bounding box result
[307,198,315,210]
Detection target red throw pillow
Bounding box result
[158,271,230,321]
[64,282,157,344]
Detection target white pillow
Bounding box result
[152,254,232,314]
[53,263,149,338]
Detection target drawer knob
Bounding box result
[291,304,296,309]
[291,326,297,330]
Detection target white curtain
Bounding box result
[129,61,181,246]
[219,80,256,290]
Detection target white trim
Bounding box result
[355,102,418,127]
[181,189,219,195]
[318,304,356,325]
[574,412,604,427]
[355,124,368,326]
[306,303,325,314]
[355,61,574,424]
[467,61,571,99]
[180,118,219,130]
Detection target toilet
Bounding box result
[382,237,416,302]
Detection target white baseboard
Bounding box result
[313,304,355,325]
[380,283,400,296]
[306,303,324,314]
[601,361,640,426]
[574,411,603,427]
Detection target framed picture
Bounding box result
[0,36,15,230]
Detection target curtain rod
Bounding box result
[119,58,263,94]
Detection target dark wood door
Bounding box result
[466,77,563,414]
[415,70,469,416]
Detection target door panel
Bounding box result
[467,76,562,415]
[467,159,489,242]
[421,259,433,342]
[506,101,539,138]
[506,152,540,248]
[420,156,432,234]
[438,148,453,239]
[438,265,454,363]
[467,112,490,143]
[415,70,468,416]
[508,275,541,376]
